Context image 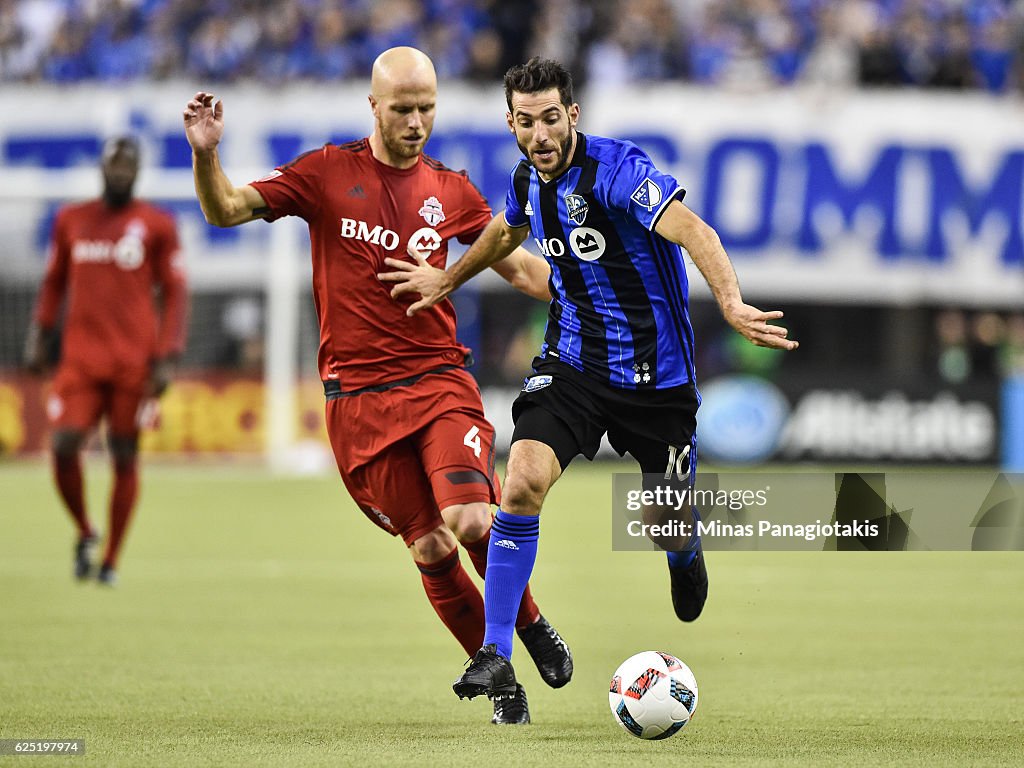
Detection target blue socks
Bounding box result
[667,506,702,568]
[483,509,540,660]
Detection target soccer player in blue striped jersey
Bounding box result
[380,57,798,706]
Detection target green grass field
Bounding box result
[1,461,1022,767]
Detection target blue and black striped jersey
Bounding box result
[504,132,697,390]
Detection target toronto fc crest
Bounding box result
[419,196,446,226]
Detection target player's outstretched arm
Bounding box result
[183,92,268,227]
[490,247,552,302]
[655,201,798,351]
[379,212,529,316]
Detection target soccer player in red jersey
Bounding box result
[183,47,571,724]
[24,137,188,587]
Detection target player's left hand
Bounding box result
[147,357,175,397]
[722,303,798,351]
[378,244,453,316]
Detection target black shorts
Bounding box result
[511,357,699,475]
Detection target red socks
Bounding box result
[53,453,92,538]
[463,528,541,629]
[416,549,485,656]
[102,459,138,569]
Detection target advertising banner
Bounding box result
[1,84,1023,303]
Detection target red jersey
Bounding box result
[250,139,492,390]
[34,199,187,377]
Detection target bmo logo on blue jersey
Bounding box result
[339,217,400,250]
[569,227,606,261]
[537,228,607,261]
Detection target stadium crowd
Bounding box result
[1,0,1022,91]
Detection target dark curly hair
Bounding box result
[503,57,574,112]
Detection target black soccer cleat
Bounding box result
[96,563,118,587]
[491,683,530,725]
[453,644,517,700]
[668,549,709,622]
[517,614,573,688]
[74,533,98,580]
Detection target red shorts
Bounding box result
[326,367,501,547]
[47,363,148,437]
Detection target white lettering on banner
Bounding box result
[780,391,995,461]
[339,218,399,250]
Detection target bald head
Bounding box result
[371,47,437,99]
[368,47,438,168]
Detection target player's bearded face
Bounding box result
[101,149,139,207]
[509,90,579,179]
[377,89,436,161]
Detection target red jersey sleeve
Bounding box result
[249,146,326,222]
[34,207,71,329]
[454,174,494,245]
[152,210,188,359]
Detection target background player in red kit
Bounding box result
[24,137,188,586]
[183,47,570,724]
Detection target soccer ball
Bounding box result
[608,651,698,739]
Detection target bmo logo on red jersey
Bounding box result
[339,218,400,251]
[409,227,441,254]
[70,221,146,270]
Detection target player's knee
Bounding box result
[408,526,458,565]
[500,470,548,516]
[441,502,491,544]
[51,430,84,459]
[108,434,139,469]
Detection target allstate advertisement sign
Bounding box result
[697,374,1000,465]
[1,85,1023,303]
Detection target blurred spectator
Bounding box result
[971,15,1015,92]
[972,311,1006,379]
[306,4,357,80]
[800,4,858,89]
[586,0,687,85]
[464,27,504,83]
[252,0,310,83]
[934,308,971,384]
[188,15,250,83]
[41,18,91,82]
[857,23,903,85]
[930,13,976,88]
[1003,314,1024,376]
[88,4,152,81]
[358,0,425,71]
[895,6,941,86]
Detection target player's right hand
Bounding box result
[22,324,52,375]
[183,92,224,153]
[378,242,452,316]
